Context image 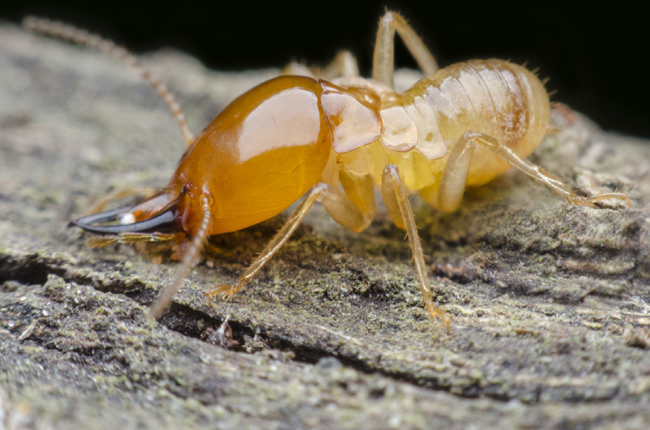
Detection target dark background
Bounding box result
[3,1,650,138]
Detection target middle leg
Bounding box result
[382,164,451,328]
[283,50,359,80]
[320,51,360,80]
[372,10,439,89]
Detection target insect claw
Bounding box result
[204,284,230,301]
[204,282,246,307]
[425,301,451,332]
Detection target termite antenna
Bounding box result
[147,195,212,319]
[22,16,195,146]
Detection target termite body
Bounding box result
[24,12,630,326]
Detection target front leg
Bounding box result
[85,231,184,248]
[205,180,376,303]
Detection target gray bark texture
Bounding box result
[1,23,650,430]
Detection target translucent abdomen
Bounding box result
[409,59,550,184]
[338,60,551,193]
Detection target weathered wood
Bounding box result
[1,23,649,429]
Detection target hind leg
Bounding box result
[436,130,631,213]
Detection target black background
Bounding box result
[3,1,650,139]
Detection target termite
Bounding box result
[23,12,630,328]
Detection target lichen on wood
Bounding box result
[1,23,650,429]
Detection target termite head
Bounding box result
[70,191,181,234]
[72,76,386,239]
[319,80,384,153]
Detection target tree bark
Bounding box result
[1,23,649,430]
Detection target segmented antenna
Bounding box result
[148,195,212,319]
[23,16,195,146]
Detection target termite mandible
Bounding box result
[23,12,630,328]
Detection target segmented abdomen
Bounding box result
[334,60,550,193]
[403,59,550,186]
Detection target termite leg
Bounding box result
[81,187,159,216]
[437,130,631,213]
[205,181,375,302]
[283,50,359,80]
[382,164,451,329]
[324,177,375,233]
[282,62,314,78]
[372,10,438,89]
[320,51,360,80]
[86,232,184,248]
[339,170,376,231]
[436,132,479,213]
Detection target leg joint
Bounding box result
[312,183,329,202]
[383,163,399,176]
